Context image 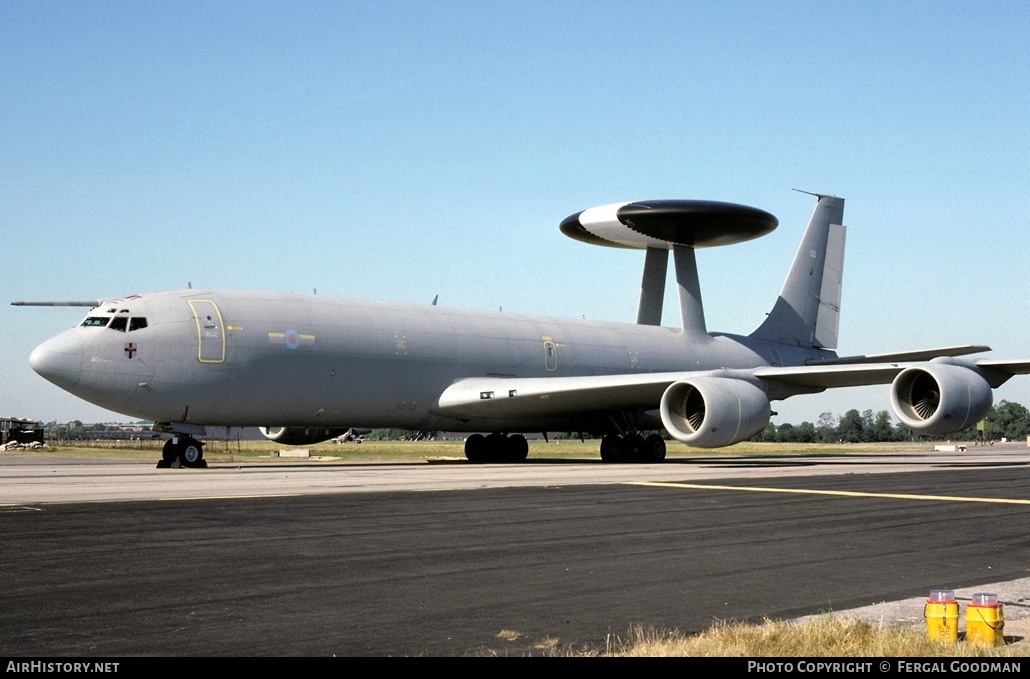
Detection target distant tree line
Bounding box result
[357,401,1030,444]
[42,421,157,441]
[756,400,1030,444]
[39,400,1030,445]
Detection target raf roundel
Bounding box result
[559,199,778,249]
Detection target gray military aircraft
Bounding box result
[17,191,1030,468]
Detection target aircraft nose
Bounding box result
[29,331,84,389]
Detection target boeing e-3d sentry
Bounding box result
[17,191,1030,468]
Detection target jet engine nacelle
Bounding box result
[259,426,351,445]
[890,362,992,436]
[659,376,771,448]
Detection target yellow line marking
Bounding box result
[628,481,1030,505]
[156,494,302,502]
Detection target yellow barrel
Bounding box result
[966,593,1005,647]
[925,590,959,643]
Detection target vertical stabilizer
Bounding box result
[750,192,846,349]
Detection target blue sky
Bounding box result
[2,1,1028,427]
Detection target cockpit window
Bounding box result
[85,314,146,331]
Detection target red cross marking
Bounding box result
[124,343,137,359]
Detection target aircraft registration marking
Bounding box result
[629,482,1030,505]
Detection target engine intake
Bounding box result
[660,376,771,448]
[890,362,992,436]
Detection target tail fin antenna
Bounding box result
[750,191,846,349]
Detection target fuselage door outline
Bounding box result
[543,338,558,371]
[188,299,226,364]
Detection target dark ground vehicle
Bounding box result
[1,417,45,445]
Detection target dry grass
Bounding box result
[595,617,1029,657]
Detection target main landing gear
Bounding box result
[464,433,529,463]
[599,433,666,463]
[157,435,207,469]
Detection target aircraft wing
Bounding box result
[762,358,1030,388]
[434,358,1030,421]
[748,360,1030,391]
[753,363,911,389]
[434,372,679,419]
[806,345,991,365]
[974,359,1030,376]
[433,365,905,420]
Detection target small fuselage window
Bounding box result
[81,317,110,328]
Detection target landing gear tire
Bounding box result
[507,434,529,462]
[181,440,205,468]
[157,436,207,469]
[641,434,667,462]
[600,433,667,463]
[157,440,177,468]
[484,433,508,461]
[621,433,645,461]
[465,434,487,462]
[465,433,530,462]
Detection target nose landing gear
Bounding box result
[157,435,207,468]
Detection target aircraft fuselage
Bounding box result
[29,289,831,433]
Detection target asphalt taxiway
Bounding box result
[2,445,1029,656]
